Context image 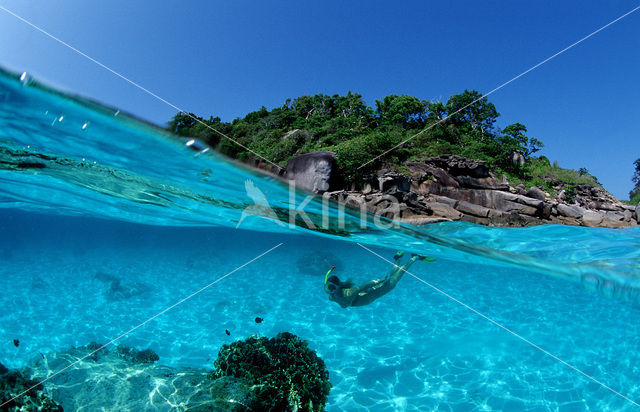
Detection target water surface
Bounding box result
[1,68,639,411]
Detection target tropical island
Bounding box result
[168,90,639,228]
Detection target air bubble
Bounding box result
[82,123,88,130]
[185,139,211,157]
[19,72,31,85]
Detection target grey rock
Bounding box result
[456,201,491,217]
[557,190,566,201]
[581,210,603,227]
[407,163,460,187]
[285,151,336,194]
[398,216,452,225]
[525,186,546,201]
[602,211,630,228]
[426,155,491,177]
[594,201,621,211]
[454,175,510,190]
[426,201,463,220]
[511,151,526,167]
[376,170,412,193]
[636,204,640,223]
[536,202,553,219]
[494,191,543,209]
[428,167,460,188]
[499,200,538,216]
[429,195,459,207]
[557,204,584,219]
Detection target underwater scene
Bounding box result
[1,68,640,411]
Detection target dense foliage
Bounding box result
[169,90,602,189]
[630,158,640,204]
[170,91,539,175]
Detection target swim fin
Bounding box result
[412,253,436,262]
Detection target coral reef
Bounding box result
[0,361,63,411]
[210,332,331,411]
[115,345,160,364]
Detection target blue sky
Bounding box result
[0,1,638,199]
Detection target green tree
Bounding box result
[499,123,543,158]
[168,112,201,135]
[166,90,557,186]
[444,90,499,131]
[630,158,640,203]
[375,95,428,128]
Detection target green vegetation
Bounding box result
[507,157,600,195]
[629,158,640,204]
[169,90,599,190]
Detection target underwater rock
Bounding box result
[209,376,258,411]
[0,362,63,411]
[210,332,331,412]
[114,345,159,364]
[94,271,149,301]
[23,343,214,411]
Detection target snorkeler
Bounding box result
[324,251,434,308]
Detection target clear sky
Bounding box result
[0,1,638,199]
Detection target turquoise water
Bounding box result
[1,68,640,411]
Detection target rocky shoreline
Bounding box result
[284,152,639,228]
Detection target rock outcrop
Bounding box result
[295,153,638,228]
[284,151,338,193]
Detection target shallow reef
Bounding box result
[210,332,332,412]
[22,342,216,410]
[3,333,330,411]
[0,361,63,411]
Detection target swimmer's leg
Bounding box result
[387,255,421,286]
